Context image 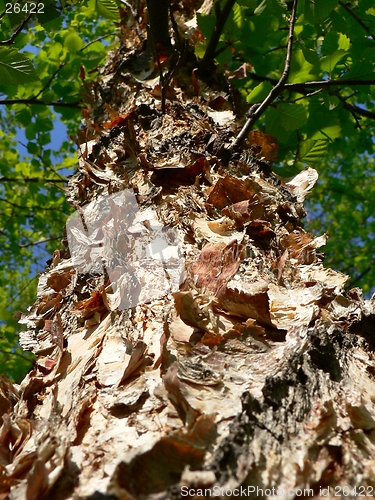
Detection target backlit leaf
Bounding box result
[288,49,316,83]
[246,81,273,104]
[320,49,347,74]
[276,103,308,131]
[0,48,39,85]
[95,0,120,20]
[298,139,328,164]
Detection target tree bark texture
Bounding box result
[1,3,375,500]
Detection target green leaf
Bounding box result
[35,1,61,26]
[48,42,64,61]
[197,12,216,38]
[320,49,347,74]
[276,103,308,131]
[15,107,32,127]
[246,81,273,104]
[321,31,351,55]
[298,139,328,164]
[288,49,315,83]
[64,32,83,53]
[306,110,342,141]
[265,107,294,144]
[323,95,339,110]
[344,61,375,80]
[42,89,57,104]
[95,0,120,20]
[27,142,39,155]
[232,3,246,30]
[304,0,338,24]
[254,0,267,16]
[0,48,39,85]
[25,122,38,140]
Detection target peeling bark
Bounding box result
[1,3,375,500]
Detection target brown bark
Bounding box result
[1,3,375,500]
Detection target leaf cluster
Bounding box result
[197,0,375,295]
[0,0,119,380]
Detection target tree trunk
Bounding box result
[1,3,375,500]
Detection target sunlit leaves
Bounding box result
[321,31,350,55]
[297,139,328,164]
[0,0,117,380]
[196,1,375,300]
[288,49,317,83]
[64,31,83,53]
[305,152,375,296]
[320,50,347,75]
[246,81,273,104]
[95,0,120,21]
[0,48,39,85]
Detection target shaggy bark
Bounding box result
[1,3,375,500]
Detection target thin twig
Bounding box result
[170,3,182,50]
[0,197,68,211]
[19,237,62,248]
[0,98,81,108]
[81,32,118,51]
[0,176,67,183]
[285,82,375,121]
[233,0,298,147]
[34,63,65,100]
[10,275,38,302]
[118,0,145,41]
[0,5,37,45]
[0,348,33,362]
[285,78,375,91]
[247,73,375,90]
[347,265,373,288]
[161,51,183,113]
[338,97,375,121]
[199,0,236,72]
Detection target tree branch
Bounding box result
[0,5,37,45]
[0,176,67,183]
[0,198,68,211]
[33,64,65,100]
[0,98,81,108]
[233,0,298,148]
[19,237,62,248]
[346,264,373,288]
[247,73,375,91]
[338,1,375,41]
[0,348,33,362]
[327,185,371,203]
[243,72,375,121]
[118,0,145,41]
[199,0,236,72]
[285,78,375,91]
[339,99,375,121]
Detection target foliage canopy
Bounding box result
[0,0,374,380]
